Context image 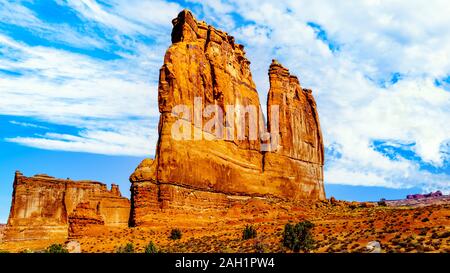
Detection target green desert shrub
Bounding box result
[169,228,182,240]
[116,242,135,253]
[377,198,387,206]
[242,225,257,240]
[45,244,68,253]
[144,241,158,253]
[283,220,315,252]
[438,231,450,239]
[254,241,266,253]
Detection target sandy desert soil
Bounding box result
[1,199,449,253]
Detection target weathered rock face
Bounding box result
[4,171,130,242]
[130,10,325,226]
[68,202,105,239]
[264,60,325,200]
[0,224,5,243]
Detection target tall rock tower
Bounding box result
[129,10,325,226]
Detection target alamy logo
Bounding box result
[170,97,280,152]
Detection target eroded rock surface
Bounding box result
[4,171,130,241]
[0,224,5,243]
[407,191,443,200]
[130,10,325,226]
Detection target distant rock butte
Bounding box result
[387,193,450,207]
[129,10,325,226]
[4,171,130,242]
[407,191,443,200]
[0,224,5,242]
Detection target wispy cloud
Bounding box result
[6,122,159,156]
[61,0,181,37]
[9,120,49,130]
[0,0,166,158]
[0,34,160,121]
[0,0,105,49]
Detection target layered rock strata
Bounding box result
[130,10,325,226]
[4,171,130,241]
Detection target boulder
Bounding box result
[66,240,81,253]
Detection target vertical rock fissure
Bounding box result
[61,182,68,225]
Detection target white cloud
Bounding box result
[0,0,105,49]
[110,0,182,28]
[62,0,145,34]
[61,0,181,37]
[186,0,237,29]
[6,122,159,156]
[0,34,160,120]
[0,31,161,157]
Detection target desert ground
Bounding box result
[1,198,449,253]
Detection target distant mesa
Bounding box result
[406,191,443,200]
[385,191,449,207]
[3,171,130,242]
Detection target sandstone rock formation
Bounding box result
[386,194,450,207]
[0,224,5,243]
[130,10,325,226]
[4,171,130,242]
[407,191,443,200]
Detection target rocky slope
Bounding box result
[4,171,130,242]
[130,9,325,226]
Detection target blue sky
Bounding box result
[0,0,449,223]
